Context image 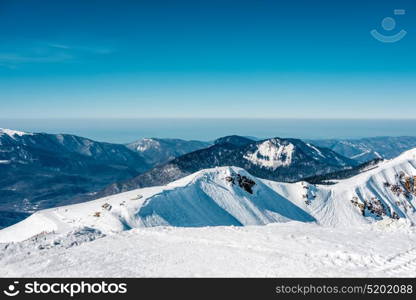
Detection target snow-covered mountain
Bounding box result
[0,128,149,227]
[127,138,211,166]
[309,136,416,163]
[0,167,314,243]
[99,137,356,196]
[3,127,416,236]
[1,129,355,229]
[2,147,415,243]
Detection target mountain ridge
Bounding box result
[0,128,148,223]
[97,137,357,197]
[308,136,416,163]
[1,147,415,243]
[126,137,211,166]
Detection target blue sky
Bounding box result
[0,0,415,119]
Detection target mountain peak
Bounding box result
[127,137,211,166]
[214,135,254,147]
[0,128,32,138]
[167,166,251,189]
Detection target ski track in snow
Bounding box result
[375,247,416,276]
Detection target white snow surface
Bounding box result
[0,128,32,138]
[244,139,295,169]
[0,149,416,277]
[307,143,325,158]
[133,138,161,152]
[0,221,415,277]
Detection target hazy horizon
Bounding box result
[2,1,415,142]
[2,118,416,143]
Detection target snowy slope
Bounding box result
[0,128,33,138]
[266,148,416,227]
[0,167,315,242]
[1,221,415,277]
[1,149,416,243]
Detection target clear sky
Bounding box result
[0,0,415,119]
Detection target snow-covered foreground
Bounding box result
[0,221,415,277]
[1,149,415,243]
[0,148,415,277]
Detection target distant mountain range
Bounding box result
[0,128,149,226]
[0,129,214,227]
[308,136,416,163]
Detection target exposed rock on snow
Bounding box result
[225,173,256,194]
